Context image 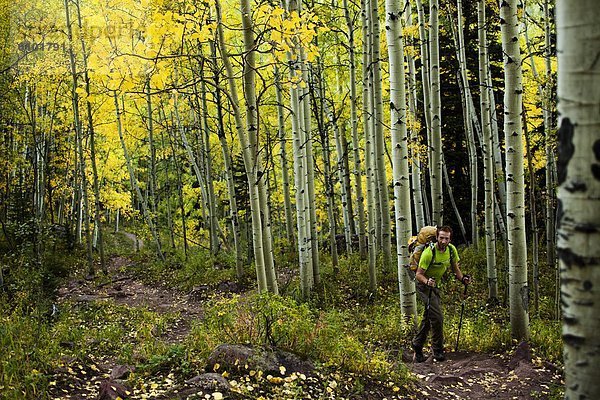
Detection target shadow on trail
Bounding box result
[402,343,562,399]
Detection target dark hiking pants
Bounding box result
[412,282,444,353]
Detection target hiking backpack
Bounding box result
[406,226,454,280]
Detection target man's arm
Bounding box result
[451,246,470,284]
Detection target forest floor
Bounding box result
[48,238,564,399]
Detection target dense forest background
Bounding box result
[1,0,593,398]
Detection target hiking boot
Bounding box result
[412,345,426,363]
[433,351,446,362]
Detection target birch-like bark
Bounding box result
[216,0,276,292]
[285,0,313,297]
[523,113,539,313]
[543,0,557,281]
[326,100,350,255]
[199,77,222,254]
[368,0,391,271]
[332,55,353,253]
[454,0,478,246]
[429,0,443,225]
[478,0,497,301]
[274,66,295,247]
[415,0,433,216]
[556,1,600,398]
[405,1,426,229]
[299,48,319,289]
[386,0,417,320]
[500,0,529,340]
[362,0,377,292]
[343,0,367,257]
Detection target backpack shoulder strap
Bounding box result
[428,243,436,269]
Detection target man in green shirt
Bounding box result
[412,226,471,362]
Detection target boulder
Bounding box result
[206,344,314,376]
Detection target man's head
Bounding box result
[436,226,453,250]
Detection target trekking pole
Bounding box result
[455,282,468,352]
[425,285,433,316]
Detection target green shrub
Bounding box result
[188,293,411,381]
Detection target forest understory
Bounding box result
[41,233,563,400]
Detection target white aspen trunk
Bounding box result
[386,0,417,320]
[544,0,557,279]
[524,117,540,313]
[488,66,508,229]
[344,0,367,257]
[428,0,443,226]
[368,0,391,271]
[362,0,377,292]
[556,1,600,398]
[275,66,295,247]
[405,2,426,229]
[285,0,313,297]
[300,58,319,288]
[454,0,478,246]
[240,0,278,293]
[331,55,353,253]
[290,70,312,298]
[321,114,339,268]
[499,0,529,340]
[199,79,222,255]
[215,0,269,292]
[327,101,351,254]
[478,0,497,301]
[415,1,433,222]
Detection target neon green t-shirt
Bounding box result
[418,243,460,282]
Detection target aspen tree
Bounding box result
[543,0,557,282]
[367,0,391,271]
[429,0,443,225]
[500,0,529,340]
[386,0,416,320]
[478,0,498,301]
[361,0,377,293]
[274,65,295,248]
[343,0,367,258]
[404,1,426,229]
[556,1,600,398]
[453,0,478,246]
[215,0,275,293]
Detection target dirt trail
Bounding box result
[404,349,562,399]
[57,254,203,344]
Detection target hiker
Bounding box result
[412,225,470,362]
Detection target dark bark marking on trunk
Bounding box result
[558,248,600,268]
[563,316,578,326]
[563,333,585,349]
[592,139,600,180]
[558,118,575,185]
[520,285,529,310]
